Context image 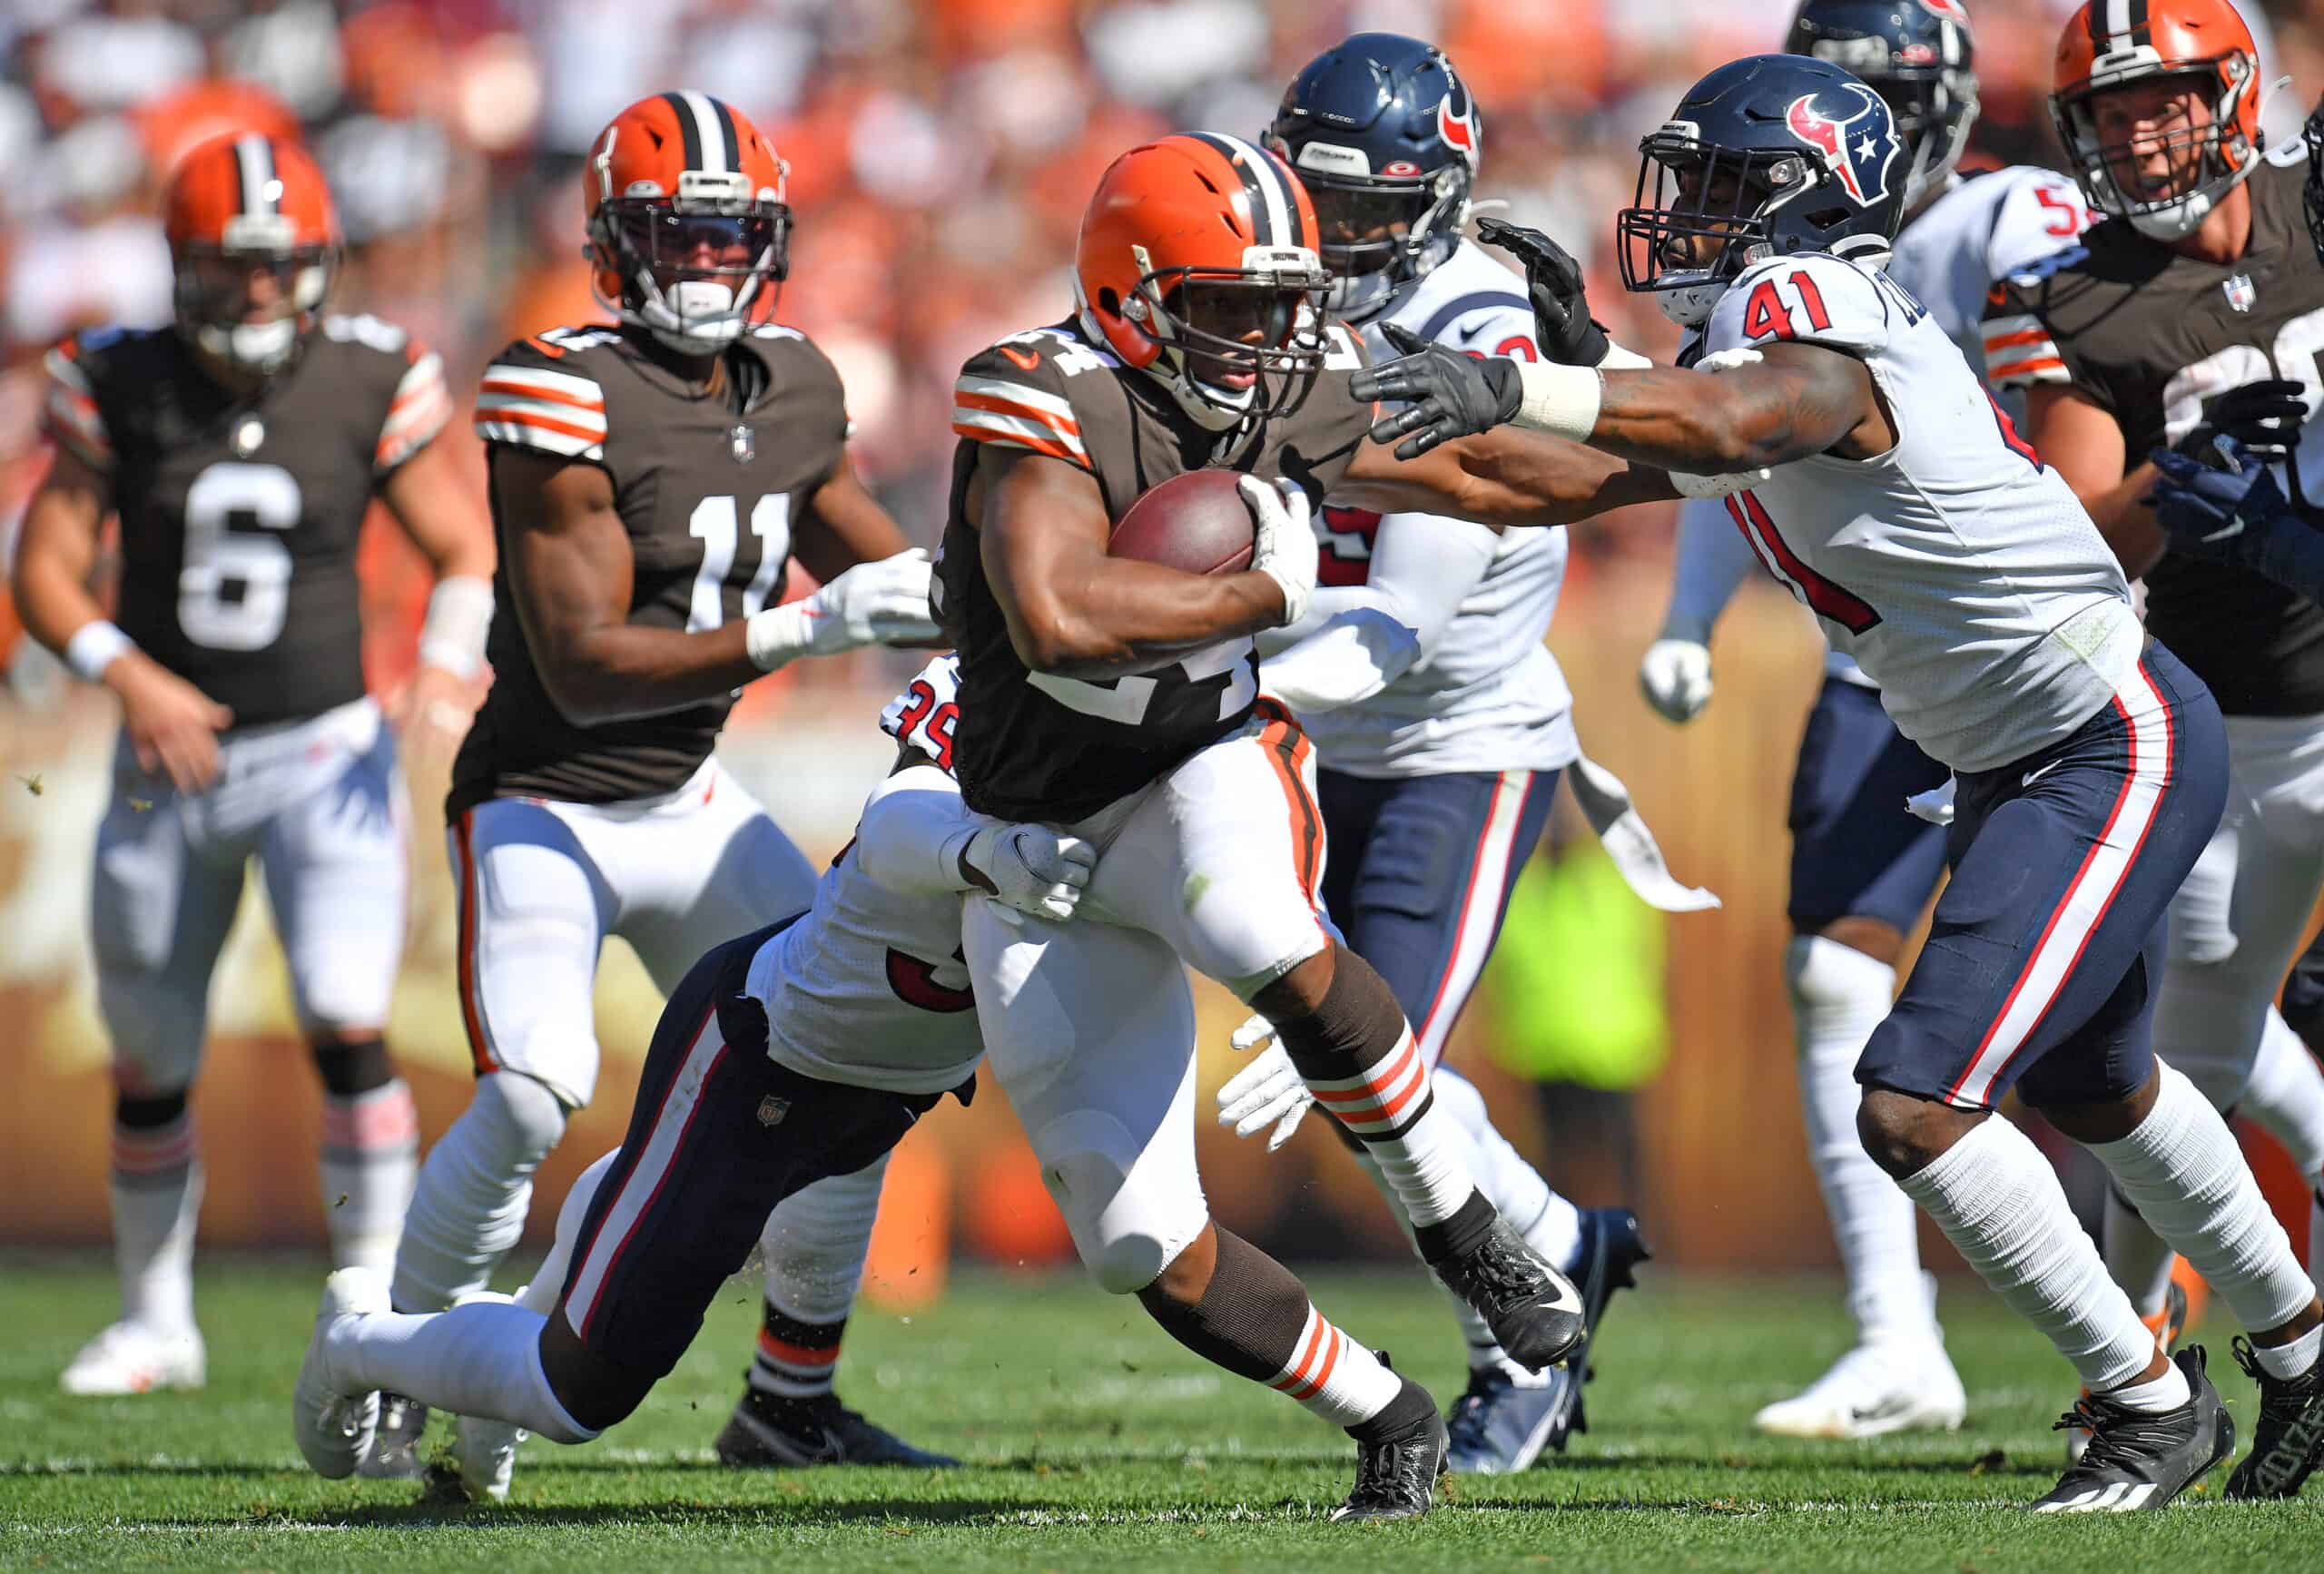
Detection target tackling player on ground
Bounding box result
[385,92,945,1477]
[1354,52,2324,1510]
[12,132,492,1412]
[1984,0,2324,1487]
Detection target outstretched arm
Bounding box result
[1332,420,1679,526]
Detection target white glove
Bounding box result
[1215,1012,1313,1151]
[959,822,1098,922]
[1639,635,1714,723]
[1241,475,1317,627]
[745,548,939,670]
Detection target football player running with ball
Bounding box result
[1640,0,2104,1442]
[1354,53,2324,1510]
[1220,34,1683,1475]
[389,93,944,1477]
[13,133,492,1414]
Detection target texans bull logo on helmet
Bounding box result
[1435,80,1480,171]
[1917,0,1974,24]
[1784,83,1900,206]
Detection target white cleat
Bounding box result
[59,1321,205,1396]
[1753,1339,1967,1440]
[292,1267,388,1479]
[453,1414,528,1502]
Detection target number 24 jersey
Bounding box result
[1686,251,2138,775]
[42,317,450,729]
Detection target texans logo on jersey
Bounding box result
[1436,82,1480,171]
[1785,84,1899,208]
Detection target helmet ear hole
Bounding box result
[1098,287,1122,317]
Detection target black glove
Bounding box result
[2174,379,2308,466]
[1349,321,1521,460]
[1476,215,1610,368]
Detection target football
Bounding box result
[1108,468,1256,576]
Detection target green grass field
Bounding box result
[3,1254,2319,1571]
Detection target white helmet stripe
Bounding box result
[234,134,277,220]
[676,90,729,174]
[1190,132,1299,247]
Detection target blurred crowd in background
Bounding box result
[1,0,2320,1267]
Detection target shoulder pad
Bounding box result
[475,334,607,459]
[1982,169,2092,284]
[1706,254,1889,358]
[320,312,410,355]
[950,329,1110,470]
[881,656,962,773]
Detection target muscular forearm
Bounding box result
[1338,426,1675,526]
[1005,559,1285,679]
[538,622,762,725]
[2078,459,2168,579]
[12,548,105,654]
[1588,367,1827,474]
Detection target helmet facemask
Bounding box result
[592,170,791,356]
[1619,134,1802,327]
[2053,57,2257,241]
[172,218,334,376]
[1109,247,1332,429]
[1275,156,1471,320]
[2304,102,2324,269]
[1866,70,1978,210]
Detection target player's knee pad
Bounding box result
[1034,1109,1207,1296]
[310,1036,393,1098]
[115,1088,189,1130]
[1267,944,1406,1083]
[98,979,208,1094]
[1784,933,1896,1014]
[537,1313,649,1436]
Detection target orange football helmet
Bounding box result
[2051,0,2261,240]
[1074,133,1332,428]
[164,133,339,375]
[585,92,791,354]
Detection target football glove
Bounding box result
[1639,635,1715,723]
[1476,216,1611,369]
[1351,321,1522,460]
[747,548,939,670]
[2174,379,2308,467]
[1242,474,1319,626]
[1216,1013,1312,1151]
[960,822,1098,922]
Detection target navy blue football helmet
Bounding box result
[1265,33,1479,320]
[1618,54,1908,327]
[1786,0,1978,211]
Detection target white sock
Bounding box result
[392,1072,567,1313]
[1895,1114,2157,1393]
[2240,1008,2324,1175]
[1415,1070,1577,1376]
[2253,1324,2324,1381]
[2089,1061,2315,1335]
[2102,1360,2192,1414]
[320,1080,420,1277]
[2102,1187,2179,1320]
[328,1300,594,1443]
[1787,937,1932,1344]
[748,1157,885,1400]
[1266,1303,1405,1429]
[110,1110,202,1335]
[1307,1025,1477,1228]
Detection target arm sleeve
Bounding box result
[852,764,980,897]
[377,343,453,473]
[40,339,112,470]
[474,339,607,460]
[1980,279,2077,398]
[1662,494,1760,643]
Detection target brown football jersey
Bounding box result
[448,323,849,818]
[939,316,1371,821]
[1986,152,2324,716]
[40,316,450,728]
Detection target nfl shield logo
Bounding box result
[755,1095,790,1128]
[2224,274,2257,313]
[730,423,755,464]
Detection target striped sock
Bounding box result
[320,1080,420,1277]
[747,1300,843,1400]
[111,1105,202,1336]
[1265,1303,1405,1430]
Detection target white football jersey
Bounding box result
[1673,167,2093,692]
[1690,251,2139,773]
[744,657,984,1095]
[1301,240,1579,778]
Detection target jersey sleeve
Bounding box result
[40,336,113,470]
[375,340,453,474]
[880,655,963,775]
[1982,167,2093,286]
[1702,254,1890,359]
[474,335,609,461]
[950,335,1094,472]
[1980,276,2076,398]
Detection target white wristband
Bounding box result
[744,603,812,672]
[417,575,495,682]
[64,619,134,684]
[1597,340,1654,371]
[1510,360,1603,442]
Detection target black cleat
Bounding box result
[2029,1347,2232,1512]
[714,1386,960,1468]
[1333,1384,1449,1522]
[1431,1216,1585,1373]
[2225,1336,2324,1500]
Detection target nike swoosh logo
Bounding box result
[2023,760,2063,789]
[998,345,1040,372]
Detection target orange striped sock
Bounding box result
[1265,1303,1403,1430]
